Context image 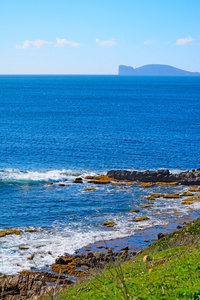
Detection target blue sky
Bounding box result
[1,0,200,74]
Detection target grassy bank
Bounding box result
[42,218,200,300]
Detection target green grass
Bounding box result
[41,218,200,300]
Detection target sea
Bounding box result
[0,75,200,275]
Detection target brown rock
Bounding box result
[103,221,116,227]
[19,271,72,285]
[0,274,45,299]
[56,254,74,264]
[27,253,35,260]
[25,229,37,233]
[134,217,150,222]
[140,182,155,187]
[0,229,21,238]
[85,176,95,179]
[88,179,110,184]
[19,247,29,250]
[51,264,86,277]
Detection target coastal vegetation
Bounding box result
[41,218,200,300]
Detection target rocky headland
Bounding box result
[107,169,200,185]
[118,64,200,76]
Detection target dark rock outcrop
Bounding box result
[107,169,200,185]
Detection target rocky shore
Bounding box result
[0,214,198,300]
[1,216,198,299]
[107,169,200,185]
[1,169,200,299]
[0,249,140,299]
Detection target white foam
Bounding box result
[0,168,105,184]
[0,169,98,183]
[0,215,165,275]
[0,178,199,275]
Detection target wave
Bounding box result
[0,168,95,183]
[0,167,189,184]
[0,216,166,275]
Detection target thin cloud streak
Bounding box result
[16,39,52,49]
[55,38,80,47]
[176,36,195,45]
[96,38,117,47]
[16,38,81,49]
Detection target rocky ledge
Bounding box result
[0,274,44,300]
[50,248,139,278]
[0,249,140,300]
[0,272,70,300]
[107,169,200,185]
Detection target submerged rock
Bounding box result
[0,229,21,238]
[25,229,37,233]
[88,175,111,184]
[73,177,83,183]
[145,193,164,200]
[88,179,110,184]
[103,221,116,227]
[163,193,181,198]
[134,217,150,222]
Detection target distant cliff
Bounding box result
[118,64,200,76]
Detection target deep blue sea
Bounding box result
[0,75,200,274]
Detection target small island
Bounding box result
[118,64,200,76]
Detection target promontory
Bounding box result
[118,64,200,76]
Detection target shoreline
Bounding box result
[1,168,200,278]
[65,209,198,256]
[2,216,199,299]
[0,168,200,289]
[1,214,199,299]
[42,210,199,279]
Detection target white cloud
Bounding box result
[176,36,195,45]
[144,40,154,45]
[16,39,52,49]
[96,38,117,47]
[55,38,80,47]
